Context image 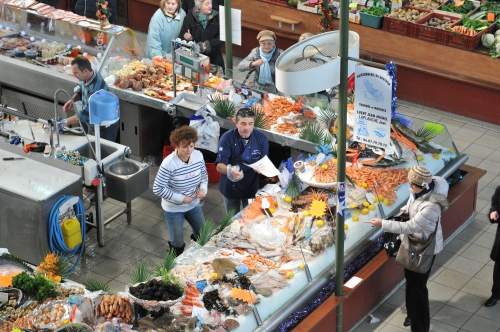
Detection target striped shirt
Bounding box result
[153,149,208,212]
[75,70,108,128]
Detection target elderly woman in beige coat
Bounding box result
[366,166,449,332]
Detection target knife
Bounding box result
[3,157,25,160]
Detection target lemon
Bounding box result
[333,158,337,163]
[383,198,390,206]
[211,273,219,280]
[407,168,412,172]
[299,263,305,270]
[344,224,349,230]
[417,155,424,162]
[269,208,276,214]
[53,275,62,283]
[361,181,367,188]
[352,215,359,222]
[433,153,440,159]
[321,164,328,170]
[378,195,384,201]
[368,204,376,211]
[286,271,295,279]
[450,148,456,154]
[302,210,310,217]
[284,196,292,203]
[373,197,380,203]
[275,201,279,207]
[316,219,324,227]
[62,320,71,325]
[361,208,369,215]
[349,203,358,209]
[362,201,370,208]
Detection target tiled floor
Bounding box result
[77,30,500,331]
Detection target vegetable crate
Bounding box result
[297,1,320,14]
[414,12,461,44]
[444,23,496,50]
[359,12,385,29]
[383,6,431,37]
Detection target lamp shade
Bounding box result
[89,90,120,126]
[275,31,360,95]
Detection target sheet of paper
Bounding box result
[344,276,363,289]
[219,6,242,46]
[244,155,280,178]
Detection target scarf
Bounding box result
[258,46,275,85]
[163,9,179,18]
[194,8,213,29]
[414,180,435,200]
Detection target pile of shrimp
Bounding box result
[346,166,408,205]
[264,97,300,126]
[310,158,338,183]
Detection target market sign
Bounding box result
[353,66,392,149]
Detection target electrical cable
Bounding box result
[48,195,86,275]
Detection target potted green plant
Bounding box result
[359,6,387,29]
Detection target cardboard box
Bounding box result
[297,1,320,13]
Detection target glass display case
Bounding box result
[0,3,144,76]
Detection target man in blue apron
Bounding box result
[215,108,269,213]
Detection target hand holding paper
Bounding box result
[244,156,280,178]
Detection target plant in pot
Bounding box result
[359,6,386,29]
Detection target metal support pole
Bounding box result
[224,0,233,78]
[95,124,106,246]
[335,0,349,329]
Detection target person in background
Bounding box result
[147,0,186,59]
[366,166,449,332]
[153,126,208,256]
[72,0,117,23]
[215,108,269,214]
[182,0,223,16]
[237,30,283,86]
[484,186,500,307]
[62,57,119,142]
[179,0,225,71]
[298,32,314,41]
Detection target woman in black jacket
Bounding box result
[72,0,117,23]
[182,0,223,16]
[485,186,500,307]
[179,0,225,71]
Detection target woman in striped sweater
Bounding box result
[153,126,208,256]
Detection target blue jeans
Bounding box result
[163,206,205,248]
[223,196,249,214]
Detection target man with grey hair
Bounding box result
[215,108,269,214]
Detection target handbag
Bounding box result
[383,215,408,257]
[395,218,440,274]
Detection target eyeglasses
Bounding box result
[409,182,424,189]
[236,109,255,117]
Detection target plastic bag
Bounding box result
[189,109,220,153]
[247,220,286,249]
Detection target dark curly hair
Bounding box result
[170,126,198,147]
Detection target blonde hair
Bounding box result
[299,32,314,41]
[160,0,181,12]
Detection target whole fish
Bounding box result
[392,120,442,154]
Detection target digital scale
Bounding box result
[172,40,210,85]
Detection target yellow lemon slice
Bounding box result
[352,215,359,222]
[284,196,292,203]
[302,210,310,217]
[361,181,367,188]
[349,203,358,209]
[417,155,424,162]
[211,273,219,280]
[361,208,369,215]
[321,164,328,170]
[383,198,390,206]
[368,204,376,211]
[344,224,349,230]
[362,201,370,208]
[286,271,294,279]
[316,220,324,227]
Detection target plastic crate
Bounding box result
[414,12,461,44]
[383,6,431,36]
[163,146,175,160]
[206,162,220,183]
[444,23,496,50]
[359,11,385,29]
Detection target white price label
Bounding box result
[0,293,9,302]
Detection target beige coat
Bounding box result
[382,176,450,255]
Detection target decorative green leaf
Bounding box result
[252,105,268,129]
[215,210,235,235]
[212,97,235,118]
[162,248,177,271]
[285,172,302,199]
[130,261,154,285]
[299,121,325,144]
[317,107,337,128]
[82,278,110,293]
[415,122,445,141]
[196,219,216,246]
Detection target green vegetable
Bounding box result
[361,6,387,16]
[12,272,58,301]
[480,1,500,15]
[440,0,475,14]
[461,14,489,31]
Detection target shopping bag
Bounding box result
[383,215,408,257]
[395,218,439,274]
[189,109,220,153]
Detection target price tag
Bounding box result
[0,293,8,302]
[310,0,319,3]
[196,279,207,292]
[366,1,374,7]
[487,12,495,22]
[454,0,464,6]
[349,2,358,8]
[236,264,249,274]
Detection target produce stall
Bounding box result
[229,0,500,125]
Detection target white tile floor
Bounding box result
[77,30,500,331]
